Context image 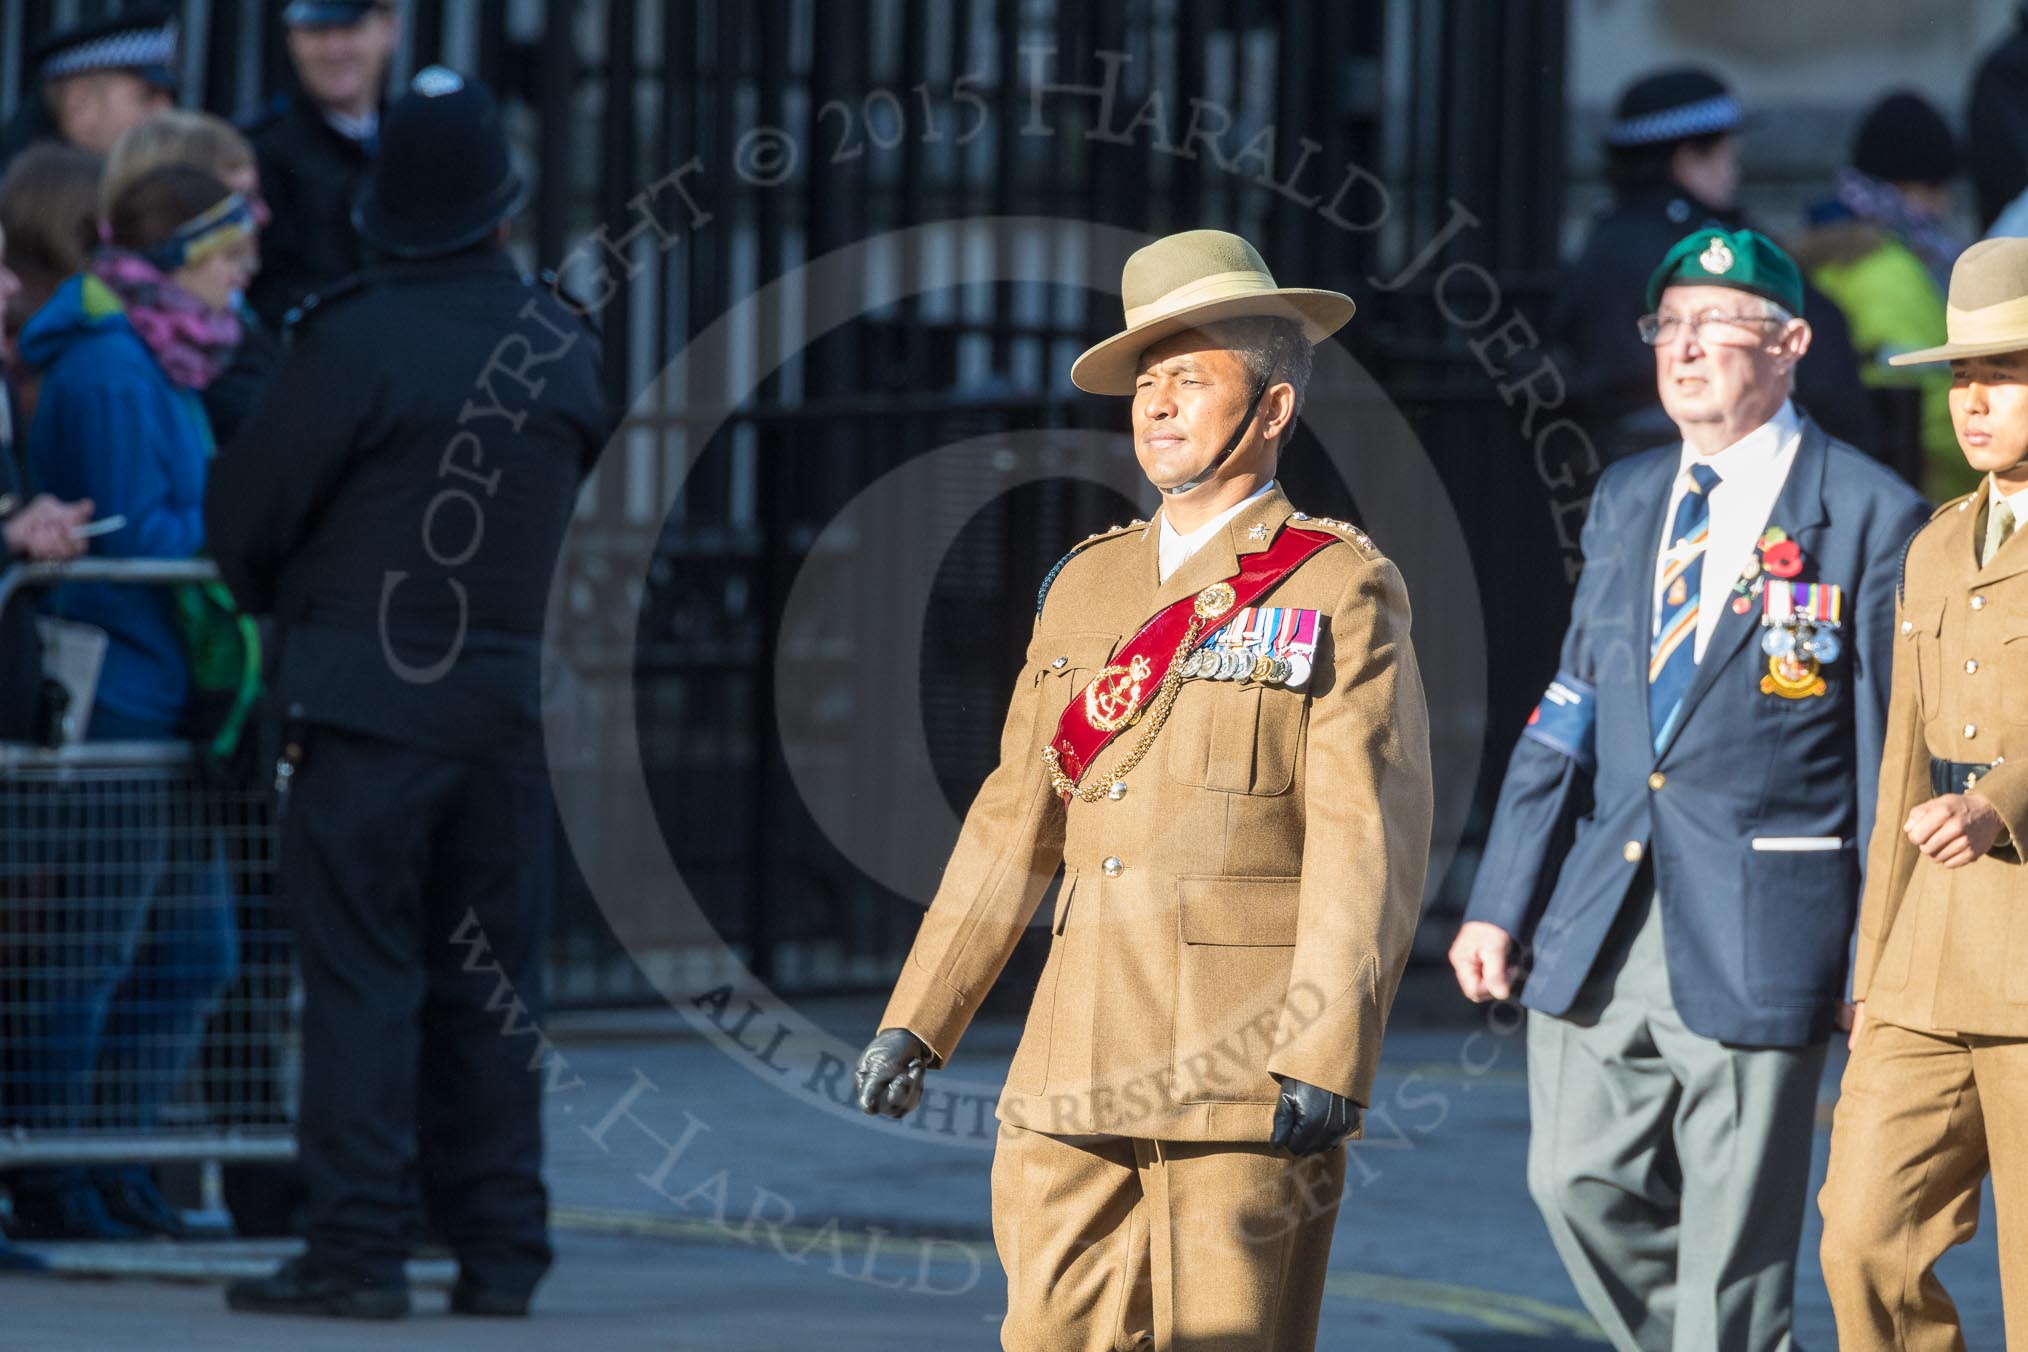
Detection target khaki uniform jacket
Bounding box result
[1854,487,2028,1035]
[879,487,1434,1142]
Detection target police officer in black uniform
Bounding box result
[207,66,605,1320]
[1550,67,1879,464]
[242,0,396,330]
[0,6,180,168]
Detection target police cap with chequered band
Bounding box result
[281,0,392,28]
[1605,66,1750,149]
[32,6,179,90]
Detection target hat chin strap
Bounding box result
[1159,334,1285,497]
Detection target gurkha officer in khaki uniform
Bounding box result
[1820,236,2028,1349]
[851,230,1434,1352]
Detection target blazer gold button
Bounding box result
[1971,595,1988,610]
[1648,772,1667,791]
[1102,856,1124,877]
[1623,840,1643,864]
[1107,781,1128,800]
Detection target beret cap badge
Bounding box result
[1698,236,1735,275]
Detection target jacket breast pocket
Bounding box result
[1164,682,1304,795]
[1906,596,1946,718]
[1173,875,1300,1104]
[1032,631,1117,700]
[2005,626,2028,725]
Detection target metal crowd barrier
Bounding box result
[0,560,296,1184]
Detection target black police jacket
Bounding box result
[243,94,376,332]
[1545,186,1880,465]
[204,248,607,766]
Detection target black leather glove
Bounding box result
[1269,1075,1361,1156]
[853,1028,930,1119]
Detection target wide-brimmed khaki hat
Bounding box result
[1889,237,2028,365]
[1070,230,1355,394]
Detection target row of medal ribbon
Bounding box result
[1760,580,1844,665]
[1181,605,1320,689]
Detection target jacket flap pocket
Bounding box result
[1178,875,1301,945]
[1033,631,1118,685]
[1903,595,1945,638]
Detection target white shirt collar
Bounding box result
[1157,480,1275,582]
[1990,474,2028,522]
[1675,400,1800,485]
[324,109,379,144]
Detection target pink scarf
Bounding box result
[86,248,242,391]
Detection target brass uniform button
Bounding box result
[1901,620,1914,635]
[1102,856,1124,877]
[1965,724,1979,740]
[1623,841,1644,864]
[1971,595,1988,611]
[1648,772,1667,791]
[1051,656,1068,669]
[1966,659,1980,675]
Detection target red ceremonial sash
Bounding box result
[1046,527,1334,794]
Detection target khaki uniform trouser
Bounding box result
[990,1121,1344,1352]
[1820,1015,2028,1350]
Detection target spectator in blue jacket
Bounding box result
[9,166,253,1241]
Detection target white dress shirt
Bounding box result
[1653,401,1803,660]
[324,109,379,146]
[1990,474,2028,540]
[1157,481,1276,582]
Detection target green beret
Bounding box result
[1644,227,1804,318]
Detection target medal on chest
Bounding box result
[1180,604,1323,688]
[1759,580,1843,699]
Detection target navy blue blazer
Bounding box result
[1465,418,1929,1046]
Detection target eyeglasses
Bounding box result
[1636,311,1784,347]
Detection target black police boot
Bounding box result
[448,1277,533,1317]
[95,1169,199,1240]
[6,1175,140,1242]
[224,1256,410,1319]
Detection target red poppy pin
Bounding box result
[1761,538,1804,579]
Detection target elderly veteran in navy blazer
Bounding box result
[1451,227,1929,1352]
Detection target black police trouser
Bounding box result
[285,726,552,1291]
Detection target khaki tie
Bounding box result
[1985,497,2017,568]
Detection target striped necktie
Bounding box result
[1649,463,1721,749]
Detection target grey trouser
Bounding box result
[1525,893,1828,1352]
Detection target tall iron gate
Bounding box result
[6,1,1574,1004]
